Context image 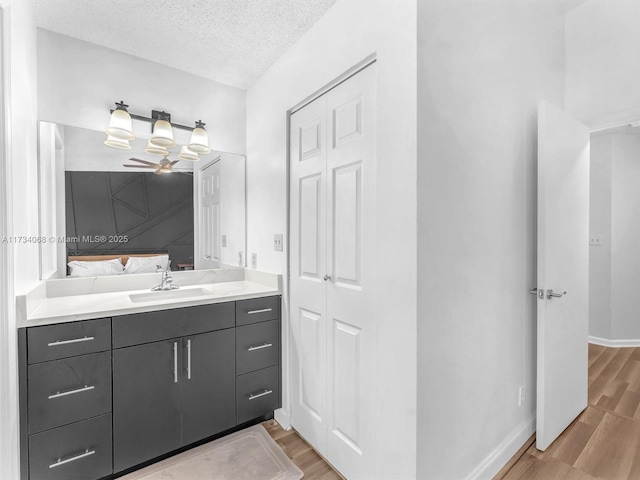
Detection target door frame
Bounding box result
[0,4,19,477]
[281,53,376,431]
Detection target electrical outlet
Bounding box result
[518,385,526,407]
[590,234,603,246]
[238,252,243,266]
[251,253,257,269]
[274,234,283,252]
[222,234,227,247]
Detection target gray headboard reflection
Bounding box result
[65,171,194,268]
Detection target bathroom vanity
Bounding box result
[16,269,282,480]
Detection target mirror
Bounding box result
[38,122,246,279]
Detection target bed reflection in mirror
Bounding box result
[37,122,246,279]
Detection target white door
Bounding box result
[290,63,376,479]
[536,101,590,451]
[199,159,221,269]
[290,93,328,453]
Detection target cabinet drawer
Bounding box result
[27,318,111,364]
[28,413,112,480]
[236,296,280,326]
[236,365,280,424]
[113,302,235,348]
[28,351,112,434]
[236,320,280,375]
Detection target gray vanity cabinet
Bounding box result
[112,339,182,472]
[111,306,237,472]
[19,318,113,480]
[181,329,236,445]
[20,295,281,480]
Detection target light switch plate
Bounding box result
[222,234,227,247]
[590,234,603,246]
[274,234,283,252]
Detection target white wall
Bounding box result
[247,0,417,477]
[37,29,246,155]
[610,135,640,339]
[0,0,39,477]
[589,134,613,340]
[565,0,640,129]
[417,1,565,478]
[588,133,640,343]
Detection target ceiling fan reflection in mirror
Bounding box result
[123,157,193,175]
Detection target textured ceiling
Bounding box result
[31,0,338,89]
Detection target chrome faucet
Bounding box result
[152,261,179,291]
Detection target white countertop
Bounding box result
[17,268,282,328]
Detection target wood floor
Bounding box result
[263,420,344,480]
[497,344,640,480]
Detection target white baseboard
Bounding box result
[274,408,291,430]
[465,416,535,480]
[589,336,640,348]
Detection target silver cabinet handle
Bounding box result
[49,449,95,469]
[324,275,331,281]
[247,308,272,315]
[48,385,95,400]
[248,343,273,352]
[48,336,94,347]
[187,339,192,380]
[249,389,273,400]
[173,342,178,383]
[547,289,567,299]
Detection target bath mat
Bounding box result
[121,424,304,480]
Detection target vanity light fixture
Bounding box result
[104,134,132,150]
[104,101,209,157]
[105,101,135,142]
[178,145,199,161]
[188,121,211,155]
[150,111,176,148]
[144,140,169,156]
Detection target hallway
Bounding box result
[498,344,640,479]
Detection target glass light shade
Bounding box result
[145,140,169,156]
[150,119,176,148]
[105,109,135,141]
[188,126,211,154]
[104,134,131,150]
[178,145,199,161]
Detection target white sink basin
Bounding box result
[129,288,211,303]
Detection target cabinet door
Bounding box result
[112,339,182,472]
[181,329,236,445]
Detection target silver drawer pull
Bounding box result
[247,308,272,315]
[48,336,94,347]
[48,385,95,400]
[187,339,192,380]
[249,389,273,400]
[248,343,273,352]
[173,342,178,383]
[49,449,95,469]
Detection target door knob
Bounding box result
[323,275,331,281]
[547,289,567,299]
